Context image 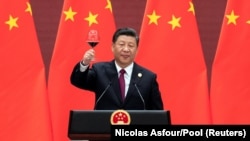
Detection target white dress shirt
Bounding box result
[115,61,133,97]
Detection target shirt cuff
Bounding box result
[79,62,89,72]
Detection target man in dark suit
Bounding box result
[70,27,163,110]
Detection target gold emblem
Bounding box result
[110,109,131,125]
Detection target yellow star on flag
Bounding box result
[168,15,181,30]
[147,10,161,25]
[105,0,112,12]
[64,6,77,21]
[25,2,32,16]
[188,1,195,15]
[5,15,19,30]
[226,10,239,25]
[84,11,98,26]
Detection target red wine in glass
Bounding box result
[86,30,100,48]
[88,41,99,47]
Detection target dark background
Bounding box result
[30,0,227,87]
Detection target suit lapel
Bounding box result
[124,63,143,102]
[105,60,124,103]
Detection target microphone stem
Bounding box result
[134,84,146,110]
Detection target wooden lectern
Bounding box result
[68,110,171,141]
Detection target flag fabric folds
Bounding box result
[0,1,52,140]
[210,0,250,124]
[48,0,116,140]
[136,0,211,124]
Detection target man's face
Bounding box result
[112,35,138,68]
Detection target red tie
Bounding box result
[119,69,126,100]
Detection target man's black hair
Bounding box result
[112,27,139,46]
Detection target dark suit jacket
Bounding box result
[70,60,163,110]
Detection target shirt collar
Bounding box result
[115,61,134,76]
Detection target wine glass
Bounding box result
[86,29,100,61]
[86,29,99,48]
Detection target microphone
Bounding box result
[134,83,146,110]
[94,81,112,110]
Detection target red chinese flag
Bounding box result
[48,0,116,140]
[136,0,211,124]
[210,0,250,124]
[0,1,52,141]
